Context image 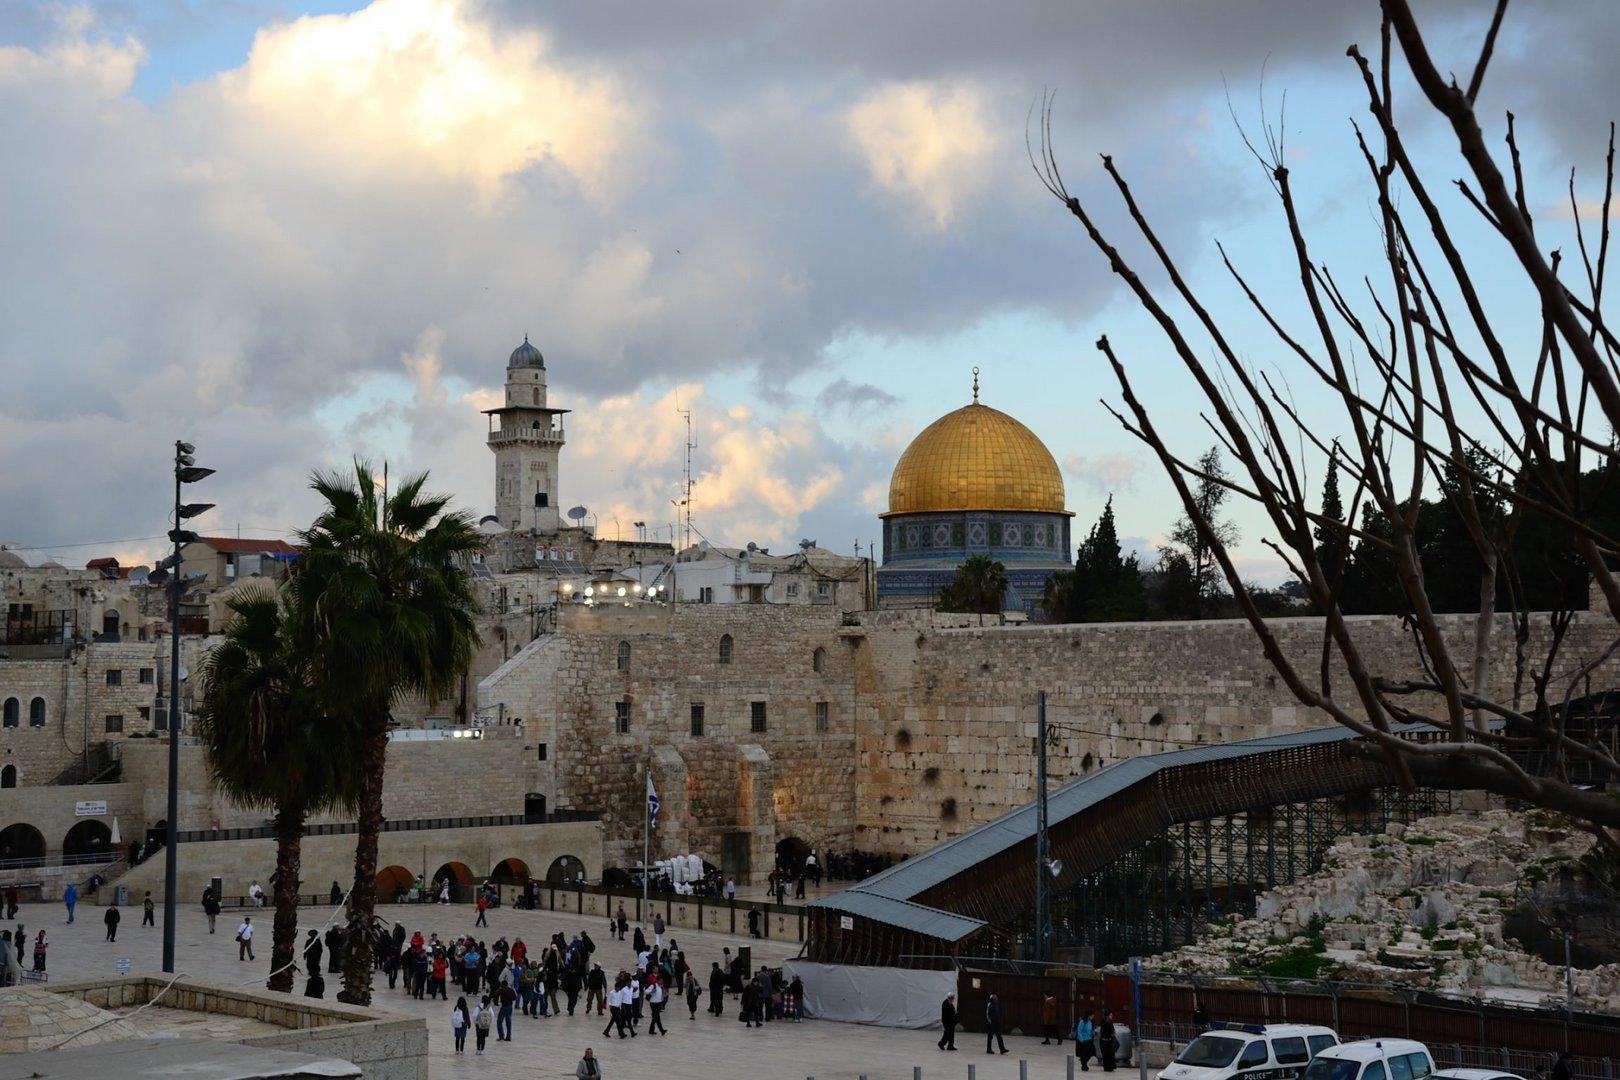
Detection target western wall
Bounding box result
[478,602,1620,876]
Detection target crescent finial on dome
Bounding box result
[972,366,980,404]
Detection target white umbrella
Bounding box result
[109,816,122,846]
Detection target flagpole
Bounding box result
[643,763,651,919]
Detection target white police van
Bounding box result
[1159,1023,1341,1080]
[1300,1039,1437,1080]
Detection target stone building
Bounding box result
[876,372,1074,614]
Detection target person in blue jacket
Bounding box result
[1075,1011,1096,1071]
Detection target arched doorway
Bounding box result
[524,792,548,823]
[433,861,473,888]
[490,858,529,886]
[0,822,46,866]
[376,865,414,902]
[63,820,112,860]
[776,835,811,873]
[546,855,586,884]
[0,764,16,788]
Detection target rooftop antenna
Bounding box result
[677,405,695,555]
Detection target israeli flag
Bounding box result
[647,773,660,830]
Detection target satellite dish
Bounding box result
[567,506,588,521]
[177,665,190,682]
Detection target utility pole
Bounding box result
[1035,689,1050,964]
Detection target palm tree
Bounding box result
[938,555,1009,614]
[195,585,361,994]
[291,462,480,1005]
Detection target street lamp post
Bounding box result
[1035,689,1050,963]
[156,439,213,973]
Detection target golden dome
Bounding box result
[884,399,1070,517]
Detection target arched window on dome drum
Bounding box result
[718,634,733,665]
[617,641,631,672]
[812,647,826,673]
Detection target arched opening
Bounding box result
[102,610,120,637]
[524,792,548,823]
[617,640,631,672]
[812,647,826,673]
[0,822,46,866]
[490,858,530,886]
[718,634,733,664]
[0,764,16,788]
[433,861,473,887]
[776,835,811,873]
[2,698,16,727]
[376,865,414,902]
[546,855,586,884]
[63,819,112,860]
[29,697,46,727]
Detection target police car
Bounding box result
[1159,1023,1341,1080]
[1301,1039,1437,1080]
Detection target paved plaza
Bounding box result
[9,896,1088,1080]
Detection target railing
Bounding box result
[175,809,600,844]
[0,851,124,874]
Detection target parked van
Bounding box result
[1301,1039,1438,1080]
[1158,1023,1340,1080]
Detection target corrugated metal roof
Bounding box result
[812,721,1446,931]
[816,891,987,942]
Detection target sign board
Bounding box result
[116,958,132,974]
[74,800,107,817]
[839,915,854,931]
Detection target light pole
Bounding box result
[154,439,213,973]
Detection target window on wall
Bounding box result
[2,698,17,727]
[812,647,826,673]
[138,706,150,726]
[785,582,799,598]
[29,697,46,727]
[815,701,829,733]
[537,743,547,762]
[614,701,631,734]
[718,634,733,664]
[139,668,154,684]
[690,704,705,737]
[817,581,831,598]
[617,641,631,672]
[104,714,124,733]
[699,586,714,604]
[105,669,121,686]
[750,701,767,733]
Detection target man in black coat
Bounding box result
[937,992,957,1051]
[985,993,1008,1055]
[304,929,323,975]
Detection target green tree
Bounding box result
[1314,449,1347,588]
[290,463,480,1005]
[195,585,361,994]
[1043,497,1147,622]
[937,555,1008,614]
[1168,447,1240,618]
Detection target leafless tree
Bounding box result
[1034,0,1620,850]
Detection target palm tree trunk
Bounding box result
[268,803,305,994]
[338,709,388,1005]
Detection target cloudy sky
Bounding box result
[1,0,1614,577]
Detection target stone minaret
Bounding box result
[484,336,568,533]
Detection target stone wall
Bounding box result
[0,780,141,861]
[844,608,1620,854]
[478,602,858,879]
[45,975,429,1080]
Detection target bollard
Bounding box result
[969,1064,977,1080]
[1021,1060,1029,1080]
[1069,1056,1076,1080]
[917,1069,923,1080]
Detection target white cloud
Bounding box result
[215,0,632,200]
[847,80,997,230]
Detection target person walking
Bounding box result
[684,970,702,1019]
[1075,1011,1096,1071]
[937,992,957,1051]
[707,961,726,1016]
[63,881,77,924]
[586,963,607,1016]
[142,891,155,927]
[985,993,1008,1055]
[32,929,48,972]
[497,981,516,1041]
[4,884,18,920]
[103,903,120,942]
[1042,990,1062,1046]
[646,974,667,1035]
[602,981,627,1039]
[1099,1012,1118,1072]
[451,996,470,1054]
[304,929,322,974]
[475,892,489,928]
[236,916,255,961]
[329,881,343,905]
[472,995,494,1054]
[202,888,220,933]
[652,913,665,948]
[576,1048,602,1079]
[615,904,628,941]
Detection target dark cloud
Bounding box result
[814,379,900,415]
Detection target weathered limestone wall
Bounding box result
[847,609,1620,854]
[478,603,858,879]
[0,780,141,857]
